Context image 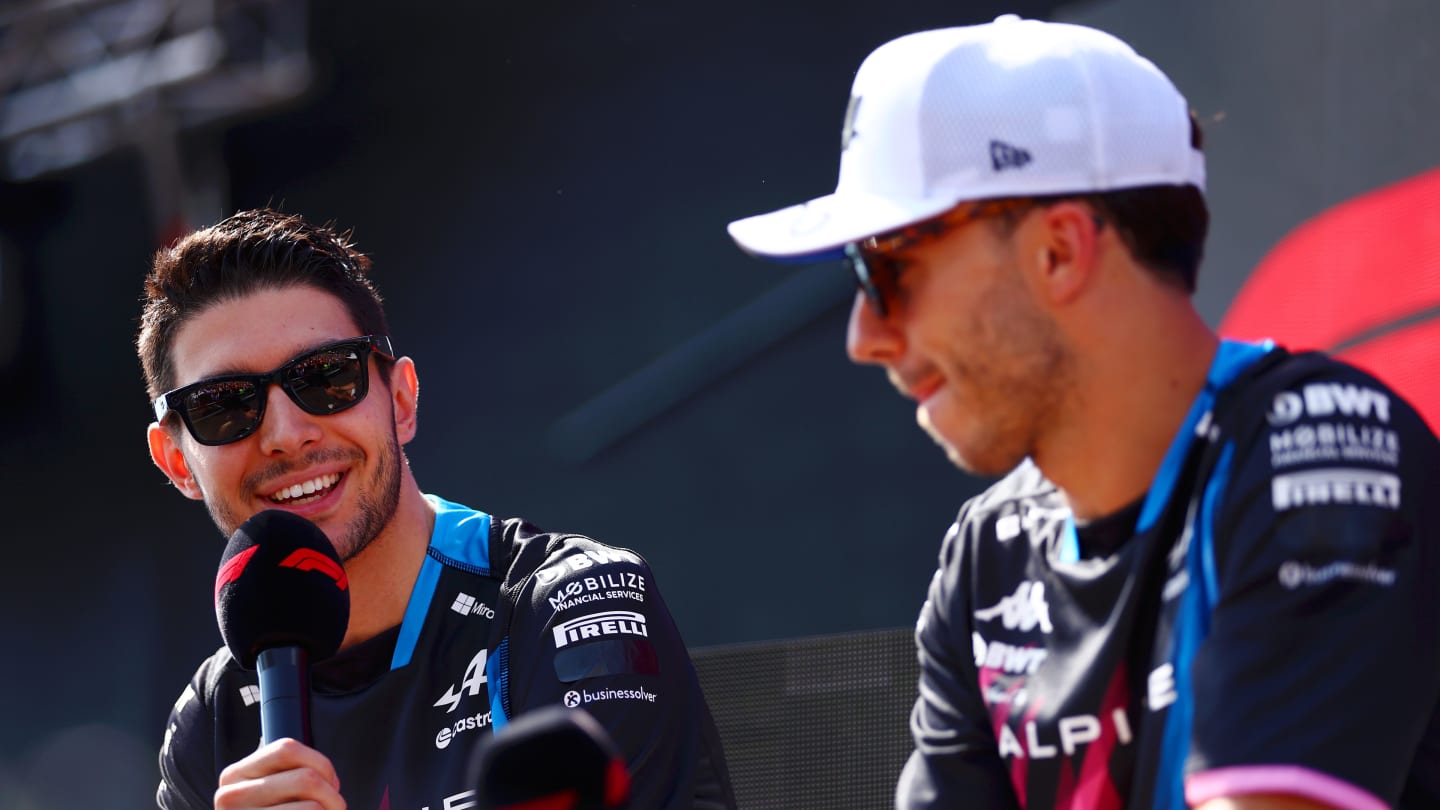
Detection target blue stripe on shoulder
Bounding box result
[1059,518,1080,564]
[1153,442,1236,809]
[1198,444,1234,616]
[1150,341,1268,809]
[1137,339,1273,534]
[1065,340,1272,561]
[392,555,442,670]
[390,495,494,670]
[427,495,493,571]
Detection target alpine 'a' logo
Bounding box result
[433,648,488,713]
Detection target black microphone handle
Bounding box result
[257,646,313,745]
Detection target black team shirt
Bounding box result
[897,341,1440,810]
[157,497,736,810]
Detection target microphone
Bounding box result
[469,705,631,810]
[214,510,350,745]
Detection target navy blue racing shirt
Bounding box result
[897,341,1440,810]
[158,496,735,810]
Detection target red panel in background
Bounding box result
[1220,167,1440,432]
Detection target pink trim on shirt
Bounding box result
[1186,766,1386,810]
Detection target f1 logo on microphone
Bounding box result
[280,549,349,591]
[214,546,261,602]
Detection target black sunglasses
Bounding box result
[843,198,1039,318]
[844,243,906,320]
[153,336,395,446]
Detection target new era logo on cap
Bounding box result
[990,140,1032,172]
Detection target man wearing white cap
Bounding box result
[728,15,1440,810]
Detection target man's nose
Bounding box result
[256,386,324,455]
[846,290,903,366]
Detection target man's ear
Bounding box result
[389,357,420,445]
[148,423,205,500]
[1030,200,1102,306]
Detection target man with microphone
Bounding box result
[138,209,735,809]
[725,14,1440,810]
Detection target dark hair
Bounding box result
[993,114,1209,293]
[137,208,390,401]
[1069,184,1208,294]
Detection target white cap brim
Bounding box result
[727,192,958,262]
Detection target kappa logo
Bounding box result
[552,610,648,649]
[974,581,1053,634]
[534,547,642,586]
[990,140,1032,172]
[1271,468,1401,512]
[433,648,488,714]
[1267,383,1392,426]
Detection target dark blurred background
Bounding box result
[1,0,1436,807]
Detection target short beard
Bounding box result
[338,427,403,562]
[200,430,405,561]
[924,272,1073,479]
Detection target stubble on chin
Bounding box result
[205,498,244,544]
[192,473,245,542]
[917,391,1035,479]
[197,432,405,561]
[934,430,1021,479]
[336,430,404,563]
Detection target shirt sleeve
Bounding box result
[502,536,733,810]
[897,519,1022,810]
[156,668,219,810]
[1185,371,1440,808]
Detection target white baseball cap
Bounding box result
[727,15,1205,261]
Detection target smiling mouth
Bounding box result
[269,472,342,505]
